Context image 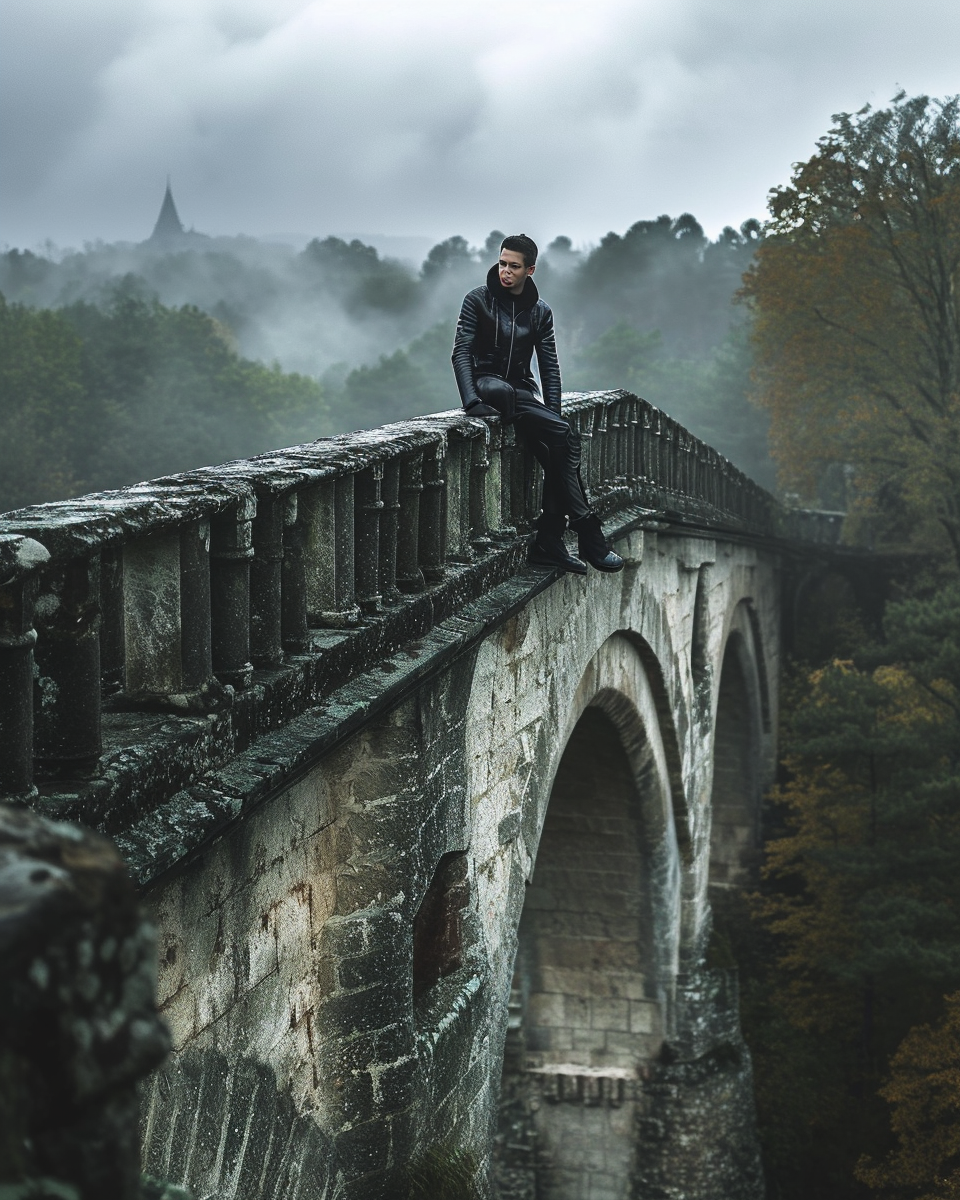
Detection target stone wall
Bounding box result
[139,526,778,1199]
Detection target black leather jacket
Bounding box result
[451,265,562,414]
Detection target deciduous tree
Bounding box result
[744,93,960,561]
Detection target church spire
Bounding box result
[149,180,185,242]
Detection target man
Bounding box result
[451,234,623,574]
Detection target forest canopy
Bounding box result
[0,290,325,511]
[744,92,960,562]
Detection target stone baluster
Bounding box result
[281,493,309,653]
[469,429,493,550]
[664,420,675,494]
[355,463,384,615]
[575,408,595,495]
[210,499,255,689]
[594,403,610,488]
[652,409,664,495]
[250,495,285,668]
[496,423,521,534]
[445,433,474,564]
[0,537,47,799]
[525,431,542,526]
[640,405,652,486]
[486,422,516,540]
[608,400,624,480]
[619,398,632,480]
[679,430,690,496]
[123,532,183,701]
[302,477,361,628]
[33,555,103,779]
[123,524,218,705]
[99,547,124,695]
[397,453,426,593]
[625,396,639,480]
[378,460,401,604]
[508,427,533,534]
[179,519,214,695]
[715,458,725,516]
[705,447,718,512]
[418,438,448,582]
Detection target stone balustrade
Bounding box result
[0,391,838,846]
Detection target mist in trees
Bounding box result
[0,209,773,509]
[0,289,324,511]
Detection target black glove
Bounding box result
[464,400,501,419]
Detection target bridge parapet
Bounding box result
[0,390,838,879]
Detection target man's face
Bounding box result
[498,248,535,295]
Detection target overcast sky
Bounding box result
[3,0,960,253]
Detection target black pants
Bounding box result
[475,376,589,519]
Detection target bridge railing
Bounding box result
[0,390,831,805]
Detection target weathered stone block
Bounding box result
[591,998,630,1032]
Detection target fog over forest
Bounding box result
[0,200,773,509]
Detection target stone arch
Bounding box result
[494,634,683,1199]
[708,604,765,894]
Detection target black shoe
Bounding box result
[570,513,624,572]
[529,514,588,575]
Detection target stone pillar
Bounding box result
[608,398,624,480]
[210,500,255,689]
[444,435,474,564]
[302,478,362,627]
[179,521,213,691]
[355,463,384,615]
[0,536,47,800]
[33,555,102,778]
[281,493,309,653]
[469,429,493,551]
[397,452,425,593]
[250,495,285,667]
[594,402,610,489]
[100,546,124,695]
[418,440,447,583]
[487,423,516,540]
[576,408,596,496]
[123,533,183,700]
[625,396,639,481]
[121,525,222,709]
[0,803,171,1199]
[378,460,402,604]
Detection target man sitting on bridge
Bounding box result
[451,233,624,574]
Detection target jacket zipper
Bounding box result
[504,300,516,378]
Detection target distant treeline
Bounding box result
[0,213,774,510]
[0,291,323,511]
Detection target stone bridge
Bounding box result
[0,392,843,1200]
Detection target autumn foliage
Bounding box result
[740,584,960,1198]
[743,93,960,562]
[858,991,960,1198]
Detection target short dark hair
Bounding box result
[500,234,538,267]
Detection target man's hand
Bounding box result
[464,401,500,418]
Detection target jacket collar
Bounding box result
[486,263,540,312]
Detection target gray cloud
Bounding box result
[3,0,960,249]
